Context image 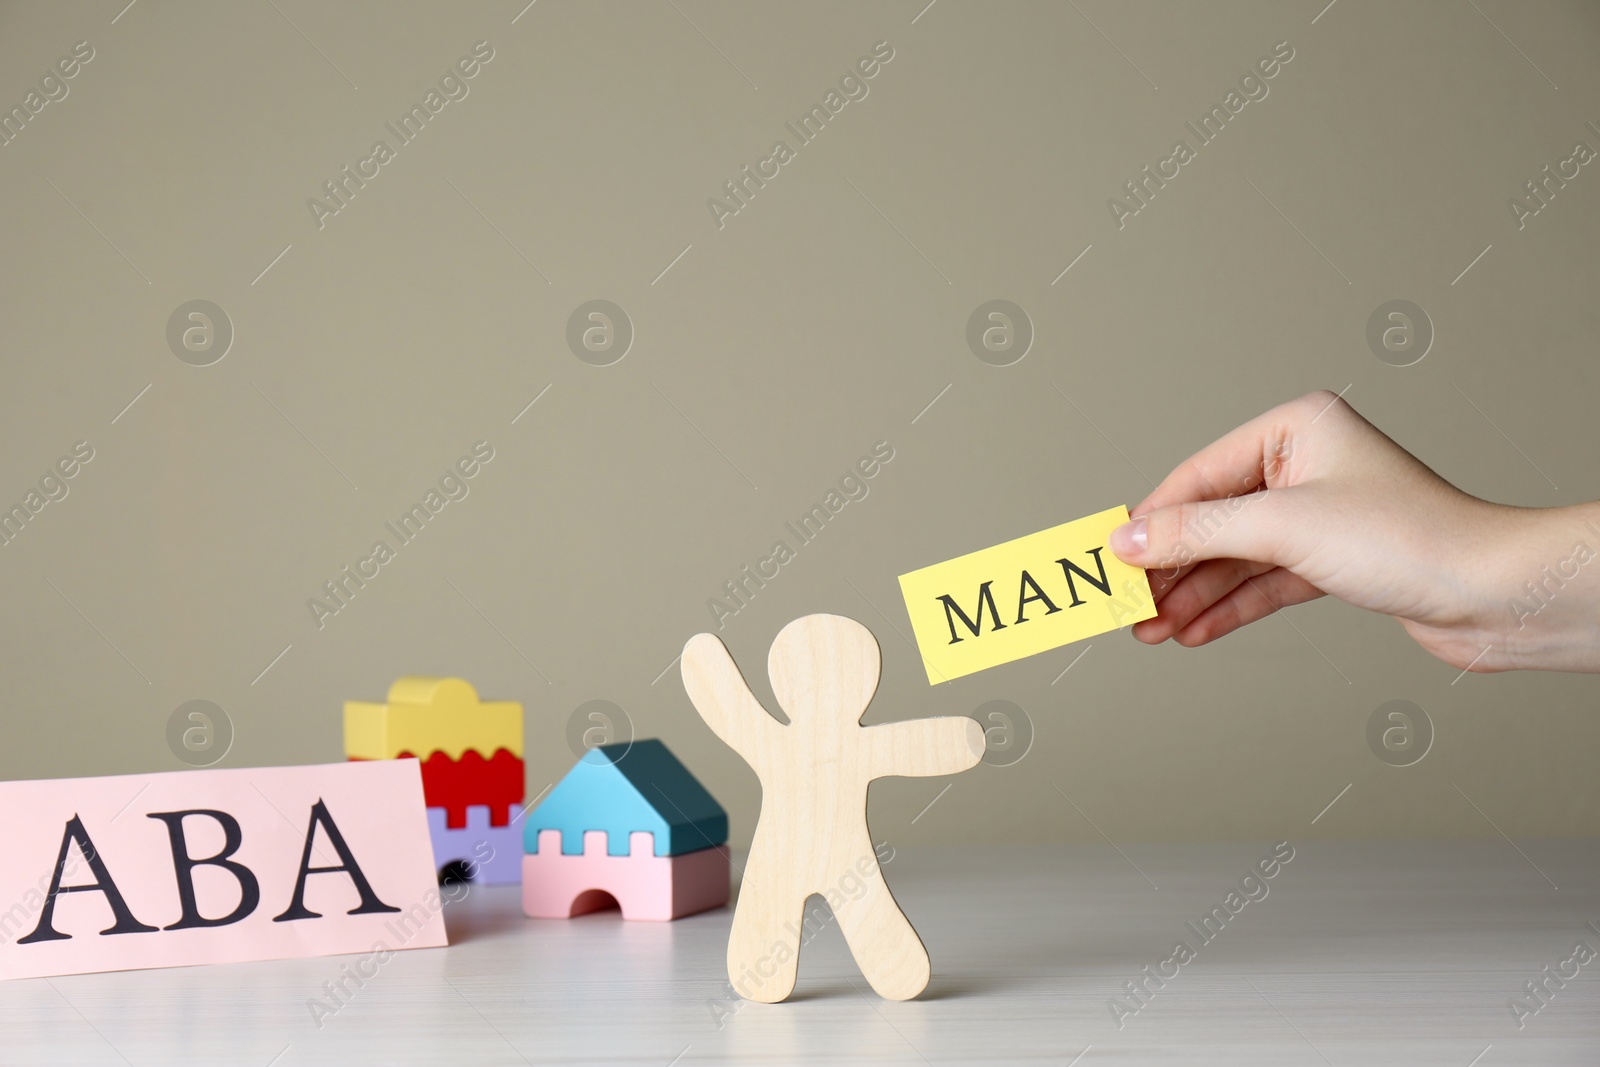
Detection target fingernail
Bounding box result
[1110,516,1147,556]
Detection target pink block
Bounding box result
[521,830,729,922]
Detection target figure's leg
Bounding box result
[832,844,931,1000]
[726,843,804,1003]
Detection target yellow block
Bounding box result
[343,676,524,760]
[897,505,1157,684]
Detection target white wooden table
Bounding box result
[4,841,1597,1065]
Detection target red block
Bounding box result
[352,748,524,829]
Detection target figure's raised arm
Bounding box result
[862,716,985,780]
[681,632,783,762]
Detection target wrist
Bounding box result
[1475,503,1600,671]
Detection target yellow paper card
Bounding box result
[897,505,1157,683]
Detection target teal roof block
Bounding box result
[524,739,728,857]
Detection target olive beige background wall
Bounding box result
[2,0,1597,850]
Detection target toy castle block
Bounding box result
[345,676,522,761]
[522,739,729,920]
[415,748,523,829]
[523,829,729,921]
[344,676,525,886]
[428,806,524,886]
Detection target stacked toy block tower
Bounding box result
[522,739,730,921]
[345,676,524,886]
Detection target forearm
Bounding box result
[1469,502,1600,672]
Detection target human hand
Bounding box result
[1107,390,1600,673]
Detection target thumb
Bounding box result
[1109,491,1292,572]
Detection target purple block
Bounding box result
[427,804,523,885]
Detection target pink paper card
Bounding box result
[0,760,446,980]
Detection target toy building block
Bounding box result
[427,805,523,886]
[343,676,528,888]
[344,676,523,761]
[519,739,730,922]
[407,748,524,829]
[681,614,985,1002]
[523,739,727,857]
[522,830,729,921]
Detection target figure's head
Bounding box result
[767,613,881,727]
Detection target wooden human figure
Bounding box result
[680,613,985,1002]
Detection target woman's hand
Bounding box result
[1107,390,1600,673]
